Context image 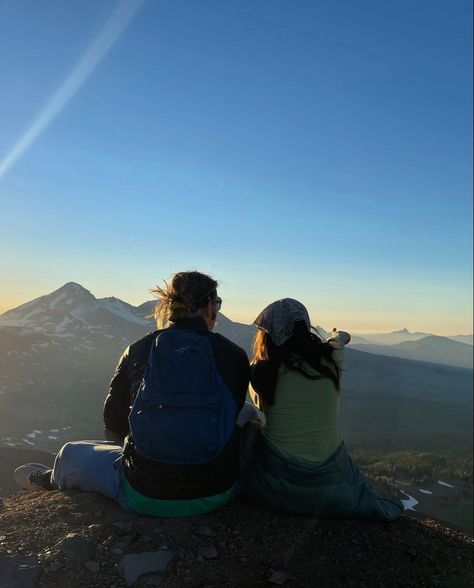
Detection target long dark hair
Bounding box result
[251,321,340,407]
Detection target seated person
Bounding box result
[14,271,250,517]
[241,298,402,522]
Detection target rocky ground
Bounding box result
[0,489,472,588]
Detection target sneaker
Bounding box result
[13,463,52,490]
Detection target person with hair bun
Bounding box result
[241,298,402,522]
[14,271,250,517]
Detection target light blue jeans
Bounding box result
[51,440,129,510]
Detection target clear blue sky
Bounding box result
[0,0,472,334]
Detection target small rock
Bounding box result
[83,560,101,573]
[141,535,153,544]
[93,510,103,518]
[118,550,176,585]
[88,524,102,532]
[198,545,219,560]
[57,533,93,563]
[269,570,289,585]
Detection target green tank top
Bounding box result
[256,332,348,464]
[260,362,341,464]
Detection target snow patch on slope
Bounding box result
[98,298,149,326]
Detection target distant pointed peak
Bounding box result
[392,328,410,334]
[62,281,87,291]
[51,282,95,300]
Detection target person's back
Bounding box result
[112,319,249,514]
[258,330,347,463]
[243,298,402,523]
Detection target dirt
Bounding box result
[0,488,472,587]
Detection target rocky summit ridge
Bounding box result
[0,488,472,588]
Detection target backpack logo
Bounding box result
[129,330,237,465]
[174,345,191,354]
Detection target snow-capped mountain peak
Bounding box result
[0,283,152,336]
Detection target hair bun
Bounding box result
[170,299,189,312]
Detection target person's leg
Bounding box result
[50,440,129,509]
[344,451,403,522]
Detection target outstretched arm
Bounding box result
[326,328,351,375]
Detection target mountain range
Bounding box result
[351,327,473,348]
[1,282,470,368]
[0,282,472,456]
[351,336,473,370]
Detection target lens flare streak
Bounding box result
[0,0,147,181]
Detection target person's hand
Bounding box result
[330,328,351,345]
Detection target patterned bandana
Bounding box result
[253,298,311,346]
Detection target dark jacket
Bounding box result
[103,317,249,499]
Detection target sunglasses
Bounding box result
[212,297,222,311]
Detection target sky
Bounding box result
[0,0,472,335]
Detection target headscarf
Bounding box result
[253,298,311,346]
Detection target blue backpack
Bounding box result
[129,329,237,464]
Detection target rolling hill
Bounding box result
[351,335,473,370]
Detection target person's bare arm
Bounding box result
[326,328,351,375]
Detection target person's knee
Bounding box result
[58,441,74,454]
